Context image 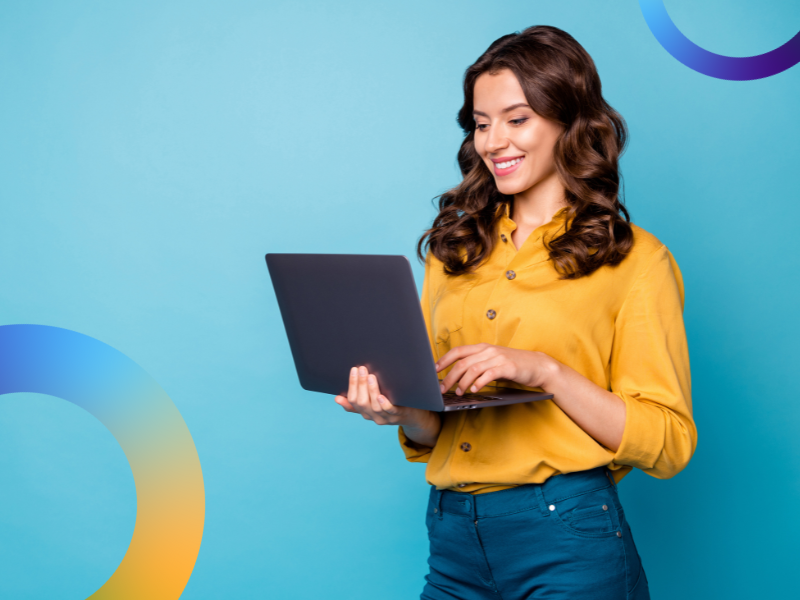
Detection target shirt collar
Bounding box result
[498,202,570,237]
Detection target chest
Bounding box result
[430,257,626,370]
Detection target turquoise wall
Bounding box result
[1,1,798,598]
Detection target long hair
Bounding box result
[417,25,633,278]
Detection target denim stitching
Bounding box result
[551,507,623,540]
[545,483,612,504]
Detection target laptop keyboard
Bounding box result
[442,391,495,405]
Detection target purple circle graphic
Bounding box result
[640,0,800,80]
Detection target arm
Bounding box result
[605,246,696,477]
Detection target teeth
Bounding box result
[497,157,522,169]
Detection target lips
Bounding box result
[491,156,524,176]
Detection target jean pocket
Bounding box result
[551,486,619,538]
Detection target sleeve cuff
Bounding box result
[398,426,432,463]
[611,392,665,471]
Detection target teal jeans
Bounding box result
[422,467,650,600]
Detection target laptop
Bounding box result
[265,253,553,412]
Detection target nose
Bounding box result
[484,124,508,154]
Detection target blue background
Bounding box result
[1,1,798,598]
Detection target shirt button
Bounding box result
[460,442,472,452]
[486,309,496,320]
[506,270,516,280]
[457,483,467,488]
[500,234,507,242]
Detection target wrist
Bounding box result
[401,410,440,441]
[535,352,563,390]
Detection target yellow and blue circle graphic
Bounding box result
[0,324,204,600]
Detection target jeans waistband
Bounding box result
[436,467,616,519]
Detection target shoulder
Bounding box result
[422,251,447,296]
[622,223,679,273]
[622,223,684,303]
[423,251,445,279]
[629,223,665,258]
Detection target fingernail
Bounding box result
[456,387,462,395]
[351,367,357,376]
[439,384,445,393]
[359,366,366,376]
[378,395,386,404]
[368,374,376,385]
[435,363,440,370]
[471,385,477,392]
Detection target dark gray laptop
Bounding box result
[265,253,553,411]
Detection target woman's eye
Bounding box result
[510,118,528,126]
[476,124,489,131]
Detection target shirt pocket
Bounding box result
[432,284,469,358]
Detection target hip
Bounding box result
[423,467,650,600]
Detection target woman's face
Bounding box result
[472,69,564,196]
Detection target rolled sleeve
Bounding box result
[398,426,433,463]
[610,246,697,478]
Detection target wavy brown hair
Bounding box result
[417,25,633,279]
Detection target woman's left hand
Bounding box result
[437,343,628,451]
[436,343,557,395]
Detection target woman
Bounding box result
[334,25,696,600]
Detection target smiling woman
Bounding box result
[334,25,695,600]
[419,26,632,278]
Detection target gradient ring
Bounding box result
[0,325,204,600]
[640,0,800,80]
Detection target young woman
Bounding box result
[334,25,696,600]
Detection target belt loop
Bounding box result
[436,488,444,520]
[534,484,550,517]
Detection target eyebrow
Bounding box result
[472,103,531,118]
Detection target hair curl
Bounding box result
[417,25,633,279]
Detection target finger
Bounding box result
[367,374,382,412]
[441,350,492,393]
[346,366,358,404]
[334,395,355,412]
[356,366,371,408]
[436,344,486,373]
[469,366,506,393]
[377,394,399,416]
[458,357,506,394]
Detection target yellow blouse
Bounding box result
[398,205,697,493]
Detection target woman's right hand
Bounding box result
[334,365,441,448]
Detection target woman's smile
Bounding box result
[491,155,524,176]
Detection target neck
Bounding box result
[511,170,567,228]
